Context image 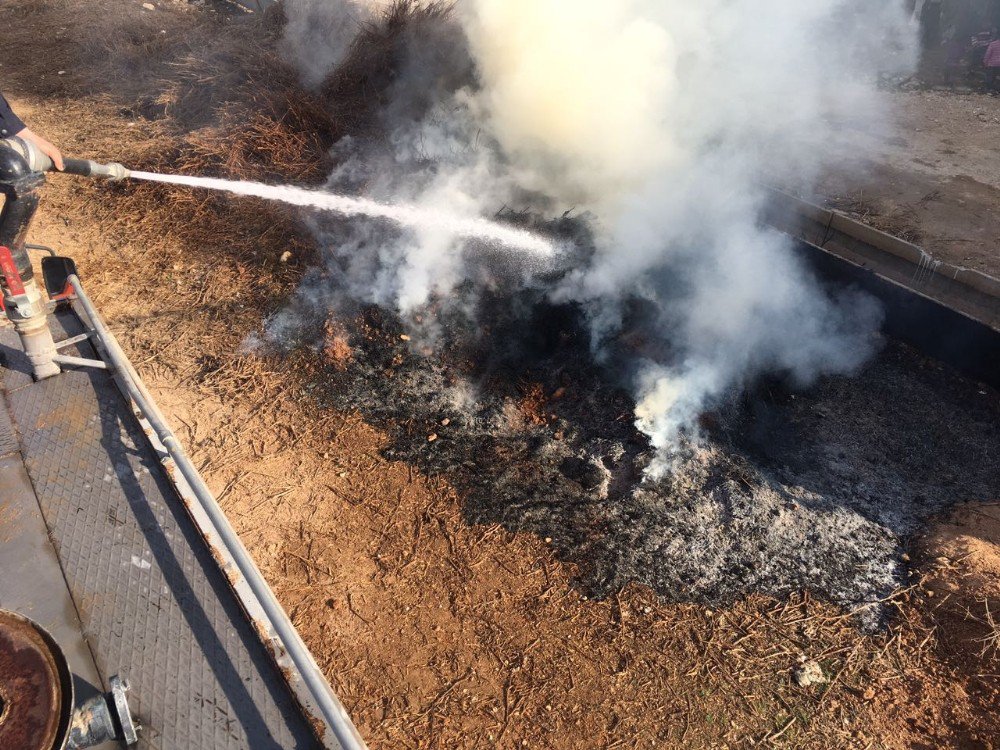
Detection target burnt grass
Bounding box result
[286,280,1000,624]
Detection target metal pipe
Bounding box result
[67,275,367,750]
[25,243,57,257]
[52,354,107,370]
[54,332,94,350]
[10,281,61,379]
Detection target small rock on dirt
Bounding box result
[793,661,827,688]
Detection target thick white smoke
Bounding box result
[280,0,916,463]
[280,0,391,86]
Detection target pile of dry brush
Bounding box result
[75,0,459,269]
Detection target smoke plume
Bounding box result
[280,0,394,86]
[279,0,916,462]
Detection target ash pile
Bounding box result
[270,259,999,624]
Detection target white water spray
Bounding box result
[129,171,558,257]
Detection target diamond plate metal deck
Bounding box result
[2,313,321,750]
[0,324,33,393]
[0,452,111,728]
[0,392,17,457]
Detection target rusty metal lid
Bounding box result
[0,609,73,750]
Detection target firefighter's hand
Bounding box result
[16,127,64,171]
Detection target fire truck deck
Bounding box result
[0,304,328,749]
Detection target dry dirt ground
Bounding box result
[1,2,999,749]
[814,89,1000,276]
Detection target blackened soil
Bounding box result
[301,291,1000,623]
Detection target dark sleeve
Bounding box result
[0,93,26,138]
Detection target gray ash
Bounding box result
[282,282,999,624]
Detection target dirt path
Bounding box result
[2,3,998,749]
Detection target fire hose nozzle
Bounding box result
[66,160,131,181]
[0,137,131,181]
[103,162,130,181]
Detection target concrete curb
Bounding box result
[766,188,1000,333]
[766,189,1000,388]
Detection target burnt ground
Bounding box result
[277,278,1000,625]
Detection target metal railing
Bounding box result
[66,274,367,750]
